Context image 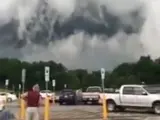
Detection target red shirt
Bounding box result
[27,90,40,107]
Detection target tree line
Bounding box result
[0,56,160,92]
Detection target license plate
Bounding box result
[89,98,92,100]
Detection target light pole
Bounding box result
[5,79,9,91]
[5,79,9,103]
[100,68,107,119]
[21,69,26,93]
[101,68,105,92]
[19,84,21,99]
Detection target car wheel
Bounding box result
[107,100,116,112]
[7,98,12,103]
[153,102,160,114]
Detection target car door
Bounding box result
[120,87,136,106]
[133,87,150,107]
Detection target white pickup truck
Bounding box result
[104,84,160,114]
[82,86,102,104]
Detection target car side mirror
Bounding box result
[142,92,148,95]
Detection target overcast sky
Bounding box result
[0,0,160,71]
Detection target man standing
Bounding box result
[21,84,41,120]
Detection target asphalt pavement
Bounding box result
[2,101,160,120]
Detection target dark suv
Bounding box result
[59,89,82,105]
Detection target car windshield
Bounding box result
[87,87,101,92]
[61,89,73,94]
[143,85,160,94]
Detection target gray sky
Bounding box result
[0,0,160,71]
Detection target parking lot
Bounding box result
[3,101,160,120]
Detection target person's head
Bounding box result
[32,84,40,92]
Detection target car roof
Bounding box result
[87,86,101,88]
[122,84,143,87]
[40,90,52,93]
[61,89,74,92]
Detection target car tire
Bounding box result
[7,98,12,103]
[153,102,160,114]
[107,100,116,112]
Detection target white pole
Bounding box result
[22,69,26,93]
[101,68,105,92]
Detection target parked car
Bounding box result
[59,89,82,105]
[82,86,101,104]
[102,84,160,114]
[0,96,5,111]
[40,90,55,103]
[7,92,17,102]
[0,92,17,102]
